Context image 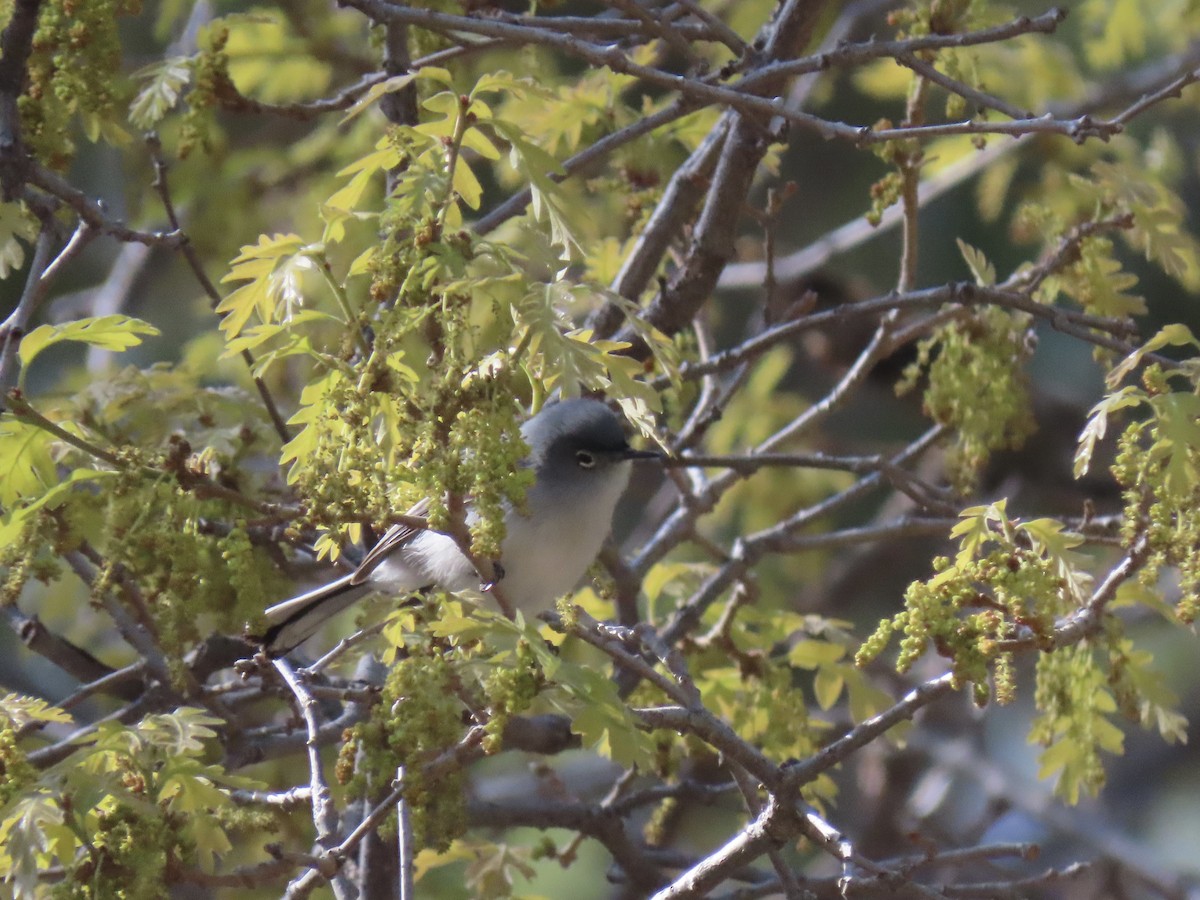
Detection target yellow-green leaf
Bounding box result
[18,315,159,370]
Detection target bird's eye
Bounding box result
[576,450,596,469]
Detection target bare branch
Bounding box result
[273,655,355,899]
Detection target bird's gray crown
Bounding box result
[522,398,631,464]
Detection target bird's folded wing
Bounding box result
[259,571,366,652]
[349,496,432,585]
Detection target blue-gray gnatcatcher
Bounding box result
[261,398,660,652]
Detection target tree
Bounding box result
[2,0,1200,896]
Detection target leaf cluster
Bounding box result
[0,704,257,900]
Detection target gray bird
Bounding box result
[261,398,659,652]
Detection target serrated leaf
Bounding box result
[956,238,996,286]
[160,763,230,813]
[129,56,191,128]
[338,141,404,178]
[189,815,234,872]
[223,233,307,270]
[1074,386,1143,477]
[0,693,72,727]
[1061,244,1145,318]
[217,234,312,336]
[428,614,493,643]
[490,120,578,255]
[1107,324,1200,388]
[325,167,376,216]
[215,278,269,337]
[19,315,159,370]
[950,500,1006,563]
[1018,518,1083,560]
[0,792,65,899]
[555,667,653,768]
[1036,738,1082,786]
[139,707,222,755]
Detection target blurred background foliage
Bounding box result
[4,0,1200,896]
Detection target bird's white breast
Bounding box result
[368,461,632,613]
[498,461,632,611]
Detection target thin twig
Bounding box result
[397,764,415,900]
[147,137,292,443]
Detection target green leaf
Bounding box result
[0,201,36,280]
[1060,240,1145,318]
[788,639,846,669]
[159,761,230,813]
[552,664,654,768]
[18,315,160,370]
[129,56,191,129]
[950,500,1007,564]
[1111,578,1177,621]
[452,157,484,210]
[339,72,419,124]
[222,233,308,272]
[5,470,119,531]
[642,561,703,618]
[1018,518,1083,561]
[337,140,405,179]
[0,693,72,727]
[813,666,844,711]
[138,707,223,755]
[0,415,56,507]
[1037,738,1086,800]
[190,815,235,872]
[956,238,996,287]
[324,167,377,217]
[1107,323,1200,388]
[215,279,271,338]
[1074,386,1143,477]
[1149,392,1200,495]
[843,664,898,727]
[224,14,333,104]
[460,127,500,160]
[490,120,579,255]
[217,233,310,337]
[0,792,66,899]
[428,614,494,644]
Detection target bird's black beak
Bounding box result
[620,446,664,461]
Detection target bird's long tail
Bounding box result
[260,573,369,654]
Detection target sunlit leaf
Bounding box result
[1074,386,1143,477]
[956,238,996,286]
[129,56,191,128]
[18,315,160,371]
